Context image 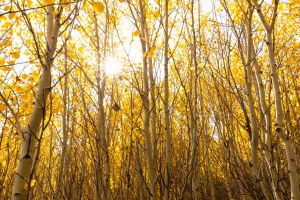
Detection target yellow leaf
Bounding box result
[12,52,20,59]
[216,7,223,12]
[2,21,11,28]
[8,60,15,65]
[83,0,89,9]
[45,0,56,4]
[61,0,68,8]
[2,126,9,133]
[140,138,145,145]
[53,10,59,16]
[27,0,34,7]
[133,31,140,37]
[0,15,6,21]
[148,46,156,58]
[150,46,156,51]
[52,103,63,113]
[0,104,7,111]
[1,160,7,167]
[0,57,5,65]
[148,50,154,58]
[153,10,160,17]
[3,39,11,46]
[78,46,84,53]
[30,179,36,187]
[0,66,12,71]
[21,74,29,79]
[4,6,10,11]
[82,0,87,7]
[92,2,105,13]
[11,85,23,93]
[8,13,16,19]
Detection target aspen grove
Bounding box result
[0,0,300,199]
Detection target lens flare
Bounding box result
[104,57,122,76]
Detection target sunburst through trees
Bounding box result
[0,0,300,199]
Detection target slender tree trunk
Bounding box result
[94,8,110,199]
[149,58,158,177]
[253,1,300,199]
[206,146,216,200]
[202,88,216,200]
[145,30,158,173]
[125,86,135,200]
[163,0,172,199]
[12,5,61,200]
[266,29,299,200]
[94,11,102,200]
[102,5,110,199]
[244,7,270,199]
[136,143,144,200]
[55,44,69,200]
[190,1,200,198]
[139,0,157,199]
[250,32,282,200]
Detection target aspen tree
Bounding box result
[94,3,110,198]
[146,31,158,195]
[163,0,172,199]
[12,5,62,200]
[55,44,69,200]
[202,86,216,200]
[245,8,270,199]
[94,10,103,199]
[189,1,200,198]
[252,0,300,199]
[249,16,283,200]
[138,0,158,198]
[0,0,298,199]
[220,1,270,197]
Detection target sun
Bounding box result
[104,57,123,76]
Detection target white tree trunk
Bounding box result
[253,1,300,199]
[12,5,61,200]
[139,1,157,199]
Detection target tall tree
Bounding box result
[12,4,62,200]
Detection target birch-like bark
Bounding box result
[250,28,282,200]
[55,44,69,200]
[12,5,61,200]
[103,6,110,199]
[244,7,270,199]
[94,7,110,199]
[253,1,300,199]
[145,29,157,172]
[139,0,157,198]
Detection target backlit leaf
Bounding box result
[92,2,105,13]
[0,66,12,71]
[12,52,20,59]
[133,31,140,37]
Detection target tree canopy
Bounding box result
[0,0,300,199]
